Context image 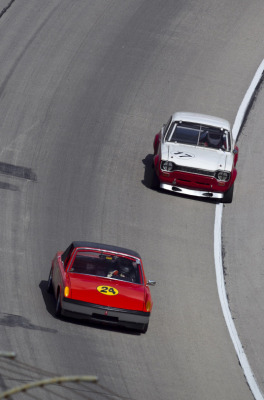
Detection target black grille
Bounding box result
[175,165,215,177]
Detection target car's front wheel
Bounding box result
[151,166,160,190]
[55,291,62,317]
[223,184,234,203]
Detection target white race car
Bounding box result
[153,112,238,203]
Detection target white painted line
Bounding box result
[214,59,264,400]
[233,59,264,141]
[214,204,263,400]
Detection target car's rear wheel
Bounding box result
[47,268,53,293]
[140,323,149,334]
[55,291,62,317]
[223,184,234,203]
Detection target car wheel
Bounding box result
[223,184,234,203]
[47,268,53,293]
[55,291,62,318]
[151,167,160,190]
[140,323,149,334]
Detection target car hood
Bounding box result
[161,142,233,171]
[69,274,146,311]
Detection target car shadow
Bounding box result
[141,154,156,190]
[141,153,221,205]
[39,280,57,317]
[39,280,141,336]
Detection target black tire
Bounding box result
[151,167,160,190]
[55,291,62,318]
[47,268,53,293]
[140,323,149,334]
[222,184,234,203]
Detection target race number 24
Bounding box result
[97,286,119,296]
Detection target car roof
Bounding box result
[71,241,141,259]
[171,112,231,131]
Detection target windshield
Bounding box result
[166,122,230,151]
[69,250,142,284]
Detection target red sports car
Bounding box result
[47,242,156,333]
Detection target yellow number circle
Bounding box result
[97,286,119,296]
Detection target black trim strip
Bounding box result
[175,165,215,177]
[161,161,216,177]
[63,297,150,317]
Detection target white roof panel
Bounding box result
[171,112,231,131]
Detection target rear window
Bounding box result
[69,251,142,284]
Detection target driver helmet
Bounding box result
[119,266,131,275]
[207,131,222,147]
[116,258,133,277]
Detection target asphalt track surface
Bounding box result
[0,1,264,399]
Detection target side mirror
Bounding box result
[233,145,239,166]
[147,280,156,286]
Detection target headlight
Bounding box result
[215,170,230,181]
[161,160,175,171]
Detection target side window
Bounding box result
[61,244,74,269]
[163,116,172,140]
[223,130,231,151]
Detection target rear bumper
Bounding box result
[62,297,150,327]
[160,183,224,199]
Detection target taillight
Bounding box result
[145,300,152,312]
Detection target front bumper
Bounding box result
[62,297,150,328]
[160,183,224,199]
